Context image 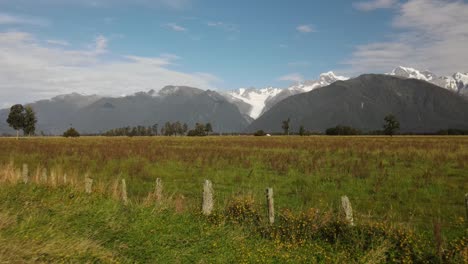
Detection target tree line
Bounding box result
[102,122,213,137]
[255,114,401,136]
[5,105,467,137]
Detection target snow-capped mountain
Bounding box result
[225,87,283,119]
[388,66,468,95]
[225,72,348,119]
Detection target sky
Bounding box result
[0,0,467,108]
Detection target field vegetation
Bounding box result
[0,136,466,263]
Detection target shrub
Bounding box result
[326,125,361,135]
[63,127,80,138]
[225,195,260,224]
[254,130,266,136]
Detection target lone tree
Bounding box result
[23,106,37,136]
[205,123,213,135]
[6,104,25,139]
[299,125,306,136]
[63,127,80,138]
[281,118,290,135]
[383,114,400,136]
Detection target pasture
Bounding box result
[0,136,466,263]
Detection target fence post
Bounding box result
[85,177,93,194]
[41,169,48,184]
[266,188,275,224]
[341,195,354,226]
[22,164,29,184]
[202,180,214,215]
[63,173,68,185]
[465,193,468,222]
[121,179,128,205]
[155,178,163,201]
[50,170,57,187]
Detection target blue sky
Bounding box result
[0,0,467,106]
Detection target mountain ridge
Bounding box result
[247,74,468,133]
[0,86,250,135]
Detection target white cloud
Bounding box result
[0,31,220,107]
[166,23,187,32]
[353,0,398,11]
[296,24,315,33]
[278,73,304,83]
[207,21,239,32]
[0,13,49,26]
[46,39,69,46]
[345,0,468,75]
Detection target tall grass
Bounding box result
[0,136,466,262]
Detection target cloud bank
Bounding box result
[345,0,468,75]
[353,0,398,11]
[0,31,220,108]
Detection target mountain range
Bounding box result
[0,86,249,135]
[247,74,468,133]
[225,67,468,120]
[223,72,349,119]
[0,66,467,135]
[388,66,468,96]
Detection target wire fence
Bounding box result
[1,162,466,230]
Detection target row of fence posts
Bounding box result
[19,164,468,225]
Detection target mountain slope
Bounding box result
[0,93,101,135]
[225,72,348,119]
[0,86,250,135]
[247,74,468,133]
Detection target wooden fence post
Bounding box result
[85,177,93,194]
[266,188,275,224]
[155,178,163,201]
[202,180,214,215]
[341,195,354,226]
[22,164,29,184]
[121,179,128,205]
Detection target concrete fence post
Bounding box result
[85,177,93,194]
[266,188,275,224]
[155,178,163,201]
[341,195,354,226]
[202,180,214,215]
[121,179,128,205]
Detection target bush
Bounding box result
[437,129,468,135]
[326,125,362,135]
[254,130,266,136]
[63,127,80,138]
[225,195,260,224]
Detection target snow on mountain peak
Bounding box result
[389,66,435,82]
[227,71,349,119]
[320,71,348,81]
[228,86,283,119]
[388,66,468,95]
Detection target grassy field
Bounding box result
[0,136,467,263]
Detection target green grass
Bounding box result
[0,136,467,262]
